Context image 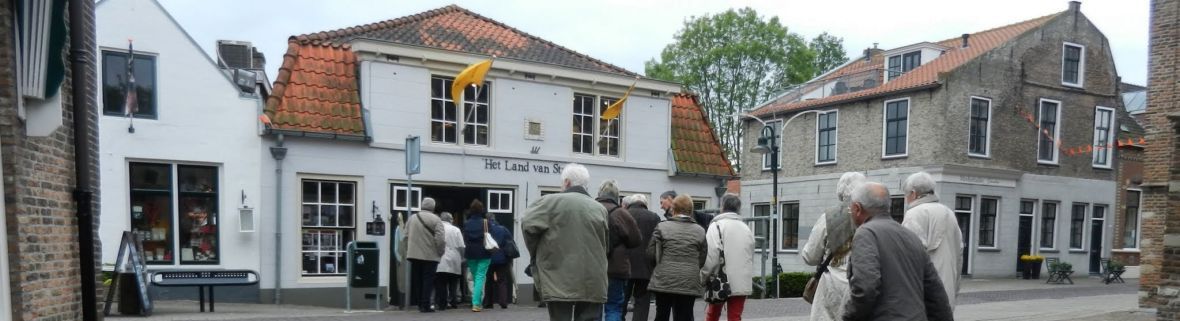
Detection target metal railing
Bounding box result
[767,68,885,107]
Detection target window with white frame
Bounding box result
[1040,201,1058,249]
[816,111,838,164]
[781,203,800,251]
[979,197,998,248]
[1062,43,1085,87]
[969,97,991,157]
[883,99,909,157]
[572,94,621,157]
[1037,99,1062,164]
[430,76,490,145]
[391,185,422,214]
[1124,190,1141,249]
[751,203,770,250]
[301,179,357,276]
[887,51,921,80]
[761,120,782,170]
[1092,106,1115,168]
[488,190,513,213]
[954,196,973,245]
[1069,203,1086,250]
[692,198,709,211]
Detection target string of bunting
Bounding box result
[1013,106,1145,157]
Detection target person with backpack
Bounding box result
[801,172,865,320]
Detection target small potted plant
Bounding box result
[1020,255,1045,279]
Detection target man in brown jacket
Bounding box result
[597,180,641,321]
[406,197,446,312]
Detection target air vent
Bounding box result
[525,119,544,140]
[524,73,536,80]
[216,40,253,69]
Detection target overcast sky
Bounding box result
[156,0,1150,86]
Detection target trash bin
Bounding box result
[348,241,380,288]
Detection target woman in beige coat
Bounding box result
[700,193,755,321]
[647,195,707,321]
[800,172,865,321]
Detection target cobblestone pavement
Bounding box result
[109,281,1139,321]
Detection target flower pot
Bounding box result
[1022,267,1032,279]
[1031,262,1043,279]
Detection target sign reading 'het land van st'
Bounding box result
[483,158,563,174]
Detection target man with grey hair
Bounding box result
[597,180,641,321]
[435,212,465,310]
[843,182,952,320]
[406,197,447,312]
[801,172,865,320]
[621,193,661,321]
[901,171,963,309]
[523,163,610,321]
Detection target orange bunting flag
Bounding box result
[1140,137,1147,145]
[450,58,494,106]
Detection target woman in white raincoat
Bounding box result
[800,172,865,321]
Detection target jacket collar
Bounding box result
[627,203,648,210]
[905,194,940,211]
[667,215,695,223]
[714,212,742,221]
[564,185,590,197]
[597,197,619,206]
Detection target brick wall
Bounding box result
[0,1,101,320]
[1140,0,1179,311]
[1112,146,1142,265]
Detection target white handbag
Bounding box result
[483,219,500,251]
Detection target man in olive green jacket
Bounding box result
[523,163,610,321]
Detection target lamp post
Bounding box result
[745,110,820,298]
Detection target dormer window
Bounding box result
[887,51,921,80]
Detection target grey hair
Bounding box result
[421,197,437,212]
[439,212,453,223]
[852,182,891,216]
[902,172,937,198]
[721,193,742,213]
[624,194,648,206]
[597,179,620,199]
[660,190,677,200]
[561,163,590,188]
[836,172,867,202]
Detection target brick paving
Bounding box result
[109,281,1138,321]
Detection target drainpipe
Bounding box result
[68,0,98,319]
[269,134,287,304]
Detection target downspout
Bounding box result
[269,134,287,304]
[68,0,98,319]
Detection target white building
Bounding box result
[256,6,734,307]
[96,0,269,301]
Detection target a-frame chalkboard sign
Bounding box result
[102,231,153,316]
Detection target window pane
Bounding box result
[979,198,997,247]
[969,98,990,155]
[302,204,319,226]
[129,163,175,265]
[782,203,800,250]
[1124,190,1141,248]
[752,204,769,249]
[1070,204,1086,249]
[1063,45,1081,84]
[1038,101,1059,161]
[1041,203,1057,248]
[321,205,338,227]
[1020,200,1035,214]
[102,52,128,115]
[320,183,337,204]
[339,205,354,227]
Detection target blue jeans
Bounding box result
[604,278,627,321]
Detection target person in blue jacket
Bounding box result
[483,219,514,309]
[463,199,494,312]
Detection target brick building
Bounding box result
[740,1,1132,278]
[1,0,102,320]
[1111,83,1146,269]
[1139,0,1180,314]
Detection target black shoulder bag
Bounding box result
[803,253,834,304]
[704,223,732,303]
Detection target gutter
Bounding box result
[752,82,942,120]
[269,134,287,304]
[68,0,99,319]
[265,128,369,142]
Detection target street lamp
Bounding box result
[751,124,780,298]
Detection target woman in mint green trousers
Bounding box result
[462,200,494,312]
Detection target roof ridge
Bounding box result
[291,5,636,75]
[936,11,1062,45]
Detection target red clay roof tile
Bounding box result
[264,39,365,136]
[671,92,736,178]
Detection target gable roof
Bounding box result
[295,5,636,76]
[264,39,365,137]
[751,12,1060,117]
[671,92,736,178]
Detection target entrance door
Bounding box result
[1090,205,1107,274]
[388,185,421,306]
[1017,216,1033,273]
[955,212,971,275]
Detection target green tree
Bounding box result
[811,32,849,75]
[646,8,844,171]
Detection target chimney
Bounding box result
[1069,1,1080,12]
[864,48,872,62]
[961,34,970,48]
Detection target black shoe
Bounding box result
[538,302,547,308]
[420,308,436,313]
[501,304,509,309]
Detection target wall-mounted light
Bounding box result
[366,201,386,236]
[239,190,255,233]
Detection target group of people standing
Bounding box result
[402,197,517,313]
[524,163,756,321]
[407,163,964,321]
[803,171,963,320]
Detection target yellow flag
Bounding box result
[451,59,494,105]
[602,80,637,120]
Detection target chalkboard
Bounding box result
[103,231,153,316]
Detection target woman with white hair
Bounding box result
[901,171,962,310]
[801,172,865,320]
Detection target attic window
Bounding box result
[887,51,921,80]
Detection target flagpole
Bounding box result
[126,39,136,133]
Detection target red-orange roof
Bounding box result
[751,12,1060,117]
[264,39,365,136]
[296,5,635,76]
[671,92,736,178]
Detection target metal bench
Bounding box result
[151,270,259,312]
[1043,257,1073,284]
[1101,259,1126,284]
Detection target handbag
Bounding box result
[704,224,731,304]
[483,219,500,251]
[803,252,834,304]
[502,237,521,259]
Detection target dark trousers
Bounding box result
[547,301,603,321]
[409,259,438,311]
[434,272,461,309]
[624,279,651,321]
[653,292,695,321]
[483,263,511,308]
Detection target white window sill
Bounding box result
[968,153,991,160]
[297,276,347,284]
[882,154,908,160]
[1062,82,1084,88]
[1113,248,1140,253]
[1092,165,1113,170]
[1037,160,1059,166]
[814,161,837,166]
